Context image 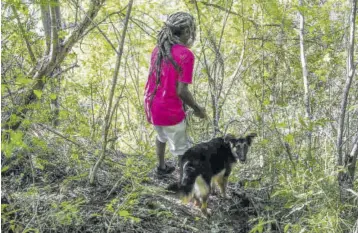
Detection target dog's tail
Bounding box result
[166,182,194,204]
[166,161,197,198]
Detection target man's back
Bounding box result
[144,44,194,126]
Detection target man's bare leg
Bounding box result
[156,138,166,169]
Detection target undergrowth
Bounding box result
[2,128,357,233]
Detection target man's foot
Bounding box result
[156,164,175,176]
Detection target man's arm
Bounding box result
[177,82,206,118]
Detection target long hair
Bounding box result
[152,12,196,86]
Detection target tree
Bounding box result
[89,0,133,185]
[336,0,357,200]
[298,0,313,161]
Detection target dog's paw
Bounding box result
[201,208,212,218]
[222,193,232,199]
[211,187,219,196]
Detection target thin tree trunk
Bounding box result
[337,0,357,200]
[337,0,357,167]
[11,5,36,64]
[298,0,313,161]
[40,2,51,55]
[89,0,133,185]
[50,0,62,127]
[347,132,358,181]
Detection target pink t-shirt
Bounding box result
[144,44,194,126]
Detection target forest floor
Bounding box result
[2,147,276,233]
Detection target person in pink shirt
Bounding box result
[144,12,206,176]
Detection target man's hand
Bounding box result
[193,105,207,119]
[177,82,207,119]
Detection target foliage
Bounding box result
[1,0,357,232]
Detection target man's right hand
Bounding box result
[193,105,207,119]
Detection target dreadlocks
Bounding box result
[153,12,196,86]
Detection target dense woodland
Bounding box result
[1,0,358,232]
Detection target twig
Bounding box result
[36,123,90,152]
[76,2,119,54]
[106,178,124,199]
[22,198,39,232]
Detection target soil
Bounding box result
[1,154,273,233]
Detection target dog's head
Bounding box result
[224,133,257,163]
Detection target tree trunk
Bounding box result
[50,0,63,127]
[40,2,51,55]
[337,0,357,201]
[89,0,133,185]
[298,0,313,161]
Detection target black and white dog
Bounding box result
[167,133,257,216]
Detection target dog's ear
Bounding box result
[245,133,257,146]
[224,134,235,143]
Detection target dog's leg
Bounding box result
[210,178,218,195]
[217,175,230,198]
[222,176,229,198]
[200,193,211,217]
[217,175,225,198]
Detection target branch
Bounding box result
[220,43,250,109]
[36,123,90,152]
[127,16,157,39]
[52,63,79,77]
[76,2,119,54]
[81,9,127,40]
[11,5,36,64]
[61,0,106,61]
[199,1,280,27]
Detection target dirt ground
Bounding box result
[2,154,273,233]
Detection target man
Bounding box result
[144,12,206,176]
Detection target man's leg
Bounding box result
[156,138,166,170]
[154,127,175,175]
[165,120,190,181]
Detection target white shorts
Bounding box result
[154,120,190,156]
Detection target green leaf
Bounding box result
[11,131,24,146]
[263,98,270,106]
[299,116,307,128]
[16,77,32,85]
[276,122,287,128]
[33,90,42,99]
[50,93,57,100]
[130,216,141,223]
[284,134,294,144]
[119,210,130,217]
[1,166,10,173]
